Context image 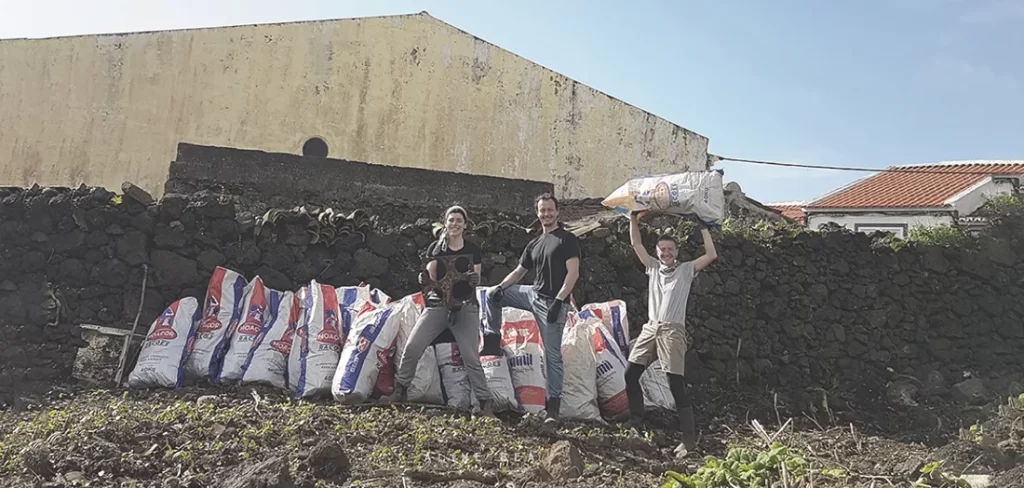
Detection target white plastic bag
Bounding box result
[240,290,298,390]
[590,321,629,418]
[128,298,200,389]
[372,294,426,399]
[185,267,247,381]
[406,345,443,405]
[640,362,675,411]
[332,299,410,404]
[578,301,631,357]
[290,282,344,398]
[558,316,602,421]
[336,285,372,312]
[602,171,725,224]
[435,342,478,410]
[217,277,269,384]
[500,309,547,414]
[481,355,519,412]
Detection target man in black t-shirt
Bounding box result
[484,193,581,423]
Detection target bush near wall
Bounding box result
[2,185,1023,408]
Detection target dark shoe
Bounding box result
[623,415,645,431]
[379,384,407,404]
[544,397,561,424]
[476,399,496,418]
[678,406,697,451]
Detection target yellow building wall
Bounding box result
[0,13,708,199]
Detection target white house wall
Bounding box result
[805,213,953,237]
[949,178,1015,215]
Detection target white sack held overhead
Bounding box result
[640,361,676,411]
[217,277,269,384]
[290,282,344,399]
[578,301,631,358]
[602,171,725,225]
[500,309,547,415]
[240,290,298,390]
[332,298,412,404]
[375,293,427,399]
[481,355,519,412]
[128,298,201,389]
[185,267,247,381]
[590,321,629,419]
[406,345,444,405]
[558,316,602,421]
[435,342,479,411]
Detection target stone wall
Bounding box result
[3,185,1024,408]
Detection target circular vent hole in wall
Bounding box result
[302,137,329,158]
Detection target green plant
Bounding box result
[660,442,844,487]
[907,225,972,247]
[911,461,971,488]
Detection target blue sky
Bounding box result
[2,0,1020,203]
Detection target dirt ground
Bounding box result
[1,384,1022,487]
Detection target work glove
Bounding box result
[480,333,502,357]
[486,285,504,304]
[468,271,481,286]
[546,298,564,325]
[417,272,427,285]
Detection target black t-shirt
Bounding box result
[519,227,581,299]
[426,239,483,266]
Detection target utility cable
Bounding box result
[708,154,1023,176]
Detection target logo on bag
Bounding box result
[317,310,341,344]
[356,337,370,353]
[653,181,672,210]
[148,308,178,340]
[198,297,222,332]
[239,303,265,335]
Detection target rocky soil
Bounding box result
[3,383,1023,487]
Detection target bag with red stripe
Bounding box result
[185,267,247,381]
[499,309,547,415]
[372,293,426,399]
[290,281,345,398]
[216,276,269,384]
[128,298,201,389]
[332,298,410,404]
[239,290,298,390]
[578,300,631,357]
[585,311,629,418]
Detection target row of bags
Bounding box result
[127,266,680,418]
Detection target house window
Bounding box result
[854,224,907,239]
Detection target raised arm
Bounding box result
[692,226,718,272]
[629,212,651,265]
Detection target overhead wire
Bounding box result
[708,154,1022,176]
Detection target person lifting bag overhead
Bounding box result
[602,170,726,226]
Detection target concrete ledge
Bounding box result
[166,143,553,215]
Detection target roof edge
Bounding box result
[0,11,428,42]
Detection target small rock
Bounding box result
[894,456,926,477]
[886,380,919,406]
[307,441,350,481]
[539,440,584,480]
[105,224,125,236]
[223,456,293,488]
[953,378,988,405]
[159,193,189,220]
[162,477,182,488]
[197,395,218,406]
[21,440,53,476]
[121,182,155,206]
[961,474,992,488]
[64,471,86,483]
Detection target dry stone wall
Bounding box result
[2,185,1023,408]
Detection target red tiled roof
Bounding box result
[807,162,1024,209]
[766,203,806,225]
